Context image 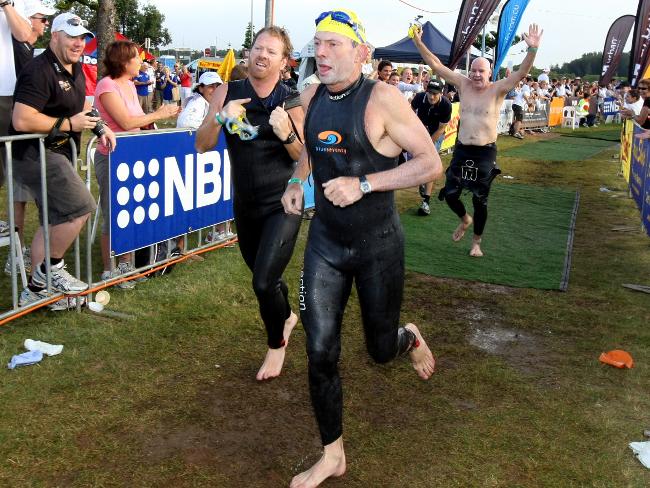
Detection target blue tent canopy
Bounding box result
[374,21,451,64]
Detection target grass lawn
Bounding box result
[0,124,649,487]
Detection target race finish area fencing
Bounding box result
[0,129,240,324]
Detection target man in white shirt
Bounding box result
[0,0,30,235]
[537,67,550,84]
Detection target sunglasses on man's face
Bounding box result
[31,16,49,23]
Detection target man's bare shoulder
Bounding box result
[300,84,320,110]
[368,80,407,109]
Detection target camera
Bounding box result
[86,107,106,137]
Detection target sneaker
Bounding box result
[118,261,147,283]
[32,260,88,293]
[513,133,524,140]
[0,220,9,237]
[4,248,32,276]
[418,200,431,216]
[101,266,137,290]
[19,287,86,311]
[205,230,226,243]
[418,184,427,198]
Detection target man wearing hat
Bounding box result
[10,12,116,309]
[281,9,439,487]
[410,78,452,215]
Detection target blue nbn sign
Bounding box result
[109,130,233,255]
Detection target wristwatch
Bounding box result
[359,175,372,195]
[282,131,297,144]
[0,0,14,8]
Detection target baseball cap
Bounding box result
[198,71,223,86]
[24,0,56,17]
[51,12,94,38]
[426,80,443,93]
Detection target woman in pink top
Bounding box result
[94,40,179,288]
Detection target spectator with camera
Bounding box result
[10,12,116,309]
[94,40,180,288]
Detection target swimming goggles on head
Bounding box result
[314,11,365,44]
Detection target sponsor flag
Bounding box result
[599,15,635,86]
[218,49,237,82]
[448,0,501,70]
[630,0,650,86]
[493,0,531,81]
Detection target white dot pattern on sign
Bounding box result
[133,206,145,224]
[117,210,130,228]
[148,181,159,199]
[116,163,129,182]
[133,160,145,179]
[133,184,145,202]
[148,158,160,177]
[149,203,160,220]
[116,186,130,206]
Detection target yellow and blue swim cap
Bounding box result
[314,9,366,44]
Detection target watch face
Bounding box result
[360,181,371,194]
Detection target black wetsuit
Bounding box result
[223,79,302,348]
[438,142,501,236]
[301,76,415,446]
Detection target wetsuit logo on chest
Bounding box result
[461,159,478,181]
[316,130,347,154]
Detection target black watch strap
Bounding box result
[282,131,297,145]
[0,0,13,7]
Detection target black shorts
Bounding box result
[438,142,501,203]
[512,104,524,122]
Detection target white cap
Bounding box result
[24,0,56,17]
[543,67,550,72]
[198,71,223,85]
[51,12,94,38]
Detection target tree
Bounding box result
[96,0,115,78]
[242,21,254,50]
[472,30,522,55]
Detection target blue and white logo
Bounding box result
[109,131,233,255]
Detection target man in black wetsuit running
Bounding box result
[281,10,441,488]
[196,26,304,381]
[412,24,543,257]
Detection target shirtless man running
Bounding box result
[413,24,543,256]
[282,9,441,488]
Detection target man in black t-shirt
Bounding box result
[10,12,116,310]
[410,79,452,215]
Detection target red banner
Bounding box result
[448,0,500,70]
[630,0,650,86]
[600,15,635,86]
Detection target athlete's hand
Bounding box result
[522,24,543,49]
[323,176,363,207]
[221,98,251,120]
[635,129,650,140]
[269,104,291,141]
[282,182,304,215]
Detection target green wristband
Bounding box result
[287,177,302,185]
[215,112,226,125]
[527,46,538,53]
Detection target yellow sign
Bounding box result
[548,97,565,127]
[440,102,460,152]
[198,59,221,70]
[621,120,633,182]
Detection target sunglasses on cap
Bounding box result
[67,17,88,27]
[315,11,364,43]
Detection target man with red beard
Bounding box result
[412,25,542,257]
[196,26,305,381]
[281,9,440,487]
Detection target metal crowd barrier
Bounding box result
[1,128,236,324]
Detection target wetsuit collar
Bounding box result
[327,74,364,101]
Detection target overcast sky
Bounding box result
[154,0,642,68]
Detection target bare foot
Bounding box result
[404,323,435,380]
[256,312,298,381]
[290,438,346,488]
[452,215,473,242]
[469,236,483,257]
